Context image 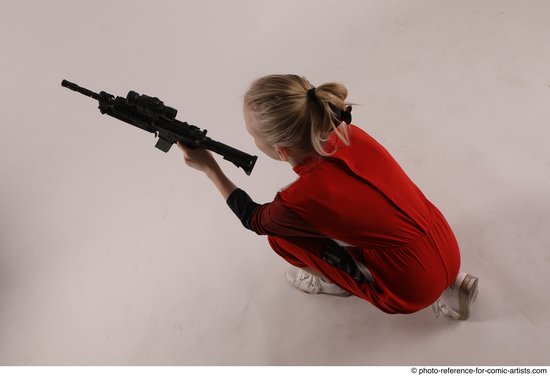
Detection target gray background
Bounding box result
[1,0,549,365]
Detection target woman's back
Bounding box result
[280,124,433,249]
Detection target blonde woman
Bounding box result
[177,74,478,319]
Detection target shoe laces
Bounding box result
[297,270,321,293]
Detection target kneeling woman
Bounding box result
[177,74,478,320]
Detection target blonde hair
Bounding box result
[244,74,352,156]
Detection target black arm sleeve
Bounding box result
[226,188,261,231]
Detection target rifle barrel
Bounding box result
[61,80,102,101]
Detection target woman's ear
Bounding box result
[274,145,289,161]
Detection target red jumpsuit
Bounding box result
[231,125,460,314]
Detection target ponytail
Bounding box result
[306,83,352,156]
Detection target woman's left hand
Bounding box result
[177,141,219,174]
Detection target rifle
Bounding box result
[61,80,258,175]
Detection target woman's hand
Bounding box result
[177,141,219,174]
[177,141,237,200]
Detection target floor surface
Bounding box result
[1,0,549,365]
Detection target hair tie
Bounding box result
[307,88,321,104]
[340,106,352,125]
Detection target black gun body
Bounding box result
[61,80,258,175]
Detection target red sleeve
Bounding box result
[249,193,323,238]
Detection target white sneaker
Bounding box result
[285,268,352,297]
[432,273,479,320]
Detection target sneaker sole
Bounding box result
[457,274,479,320]
[318,289,353,297]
